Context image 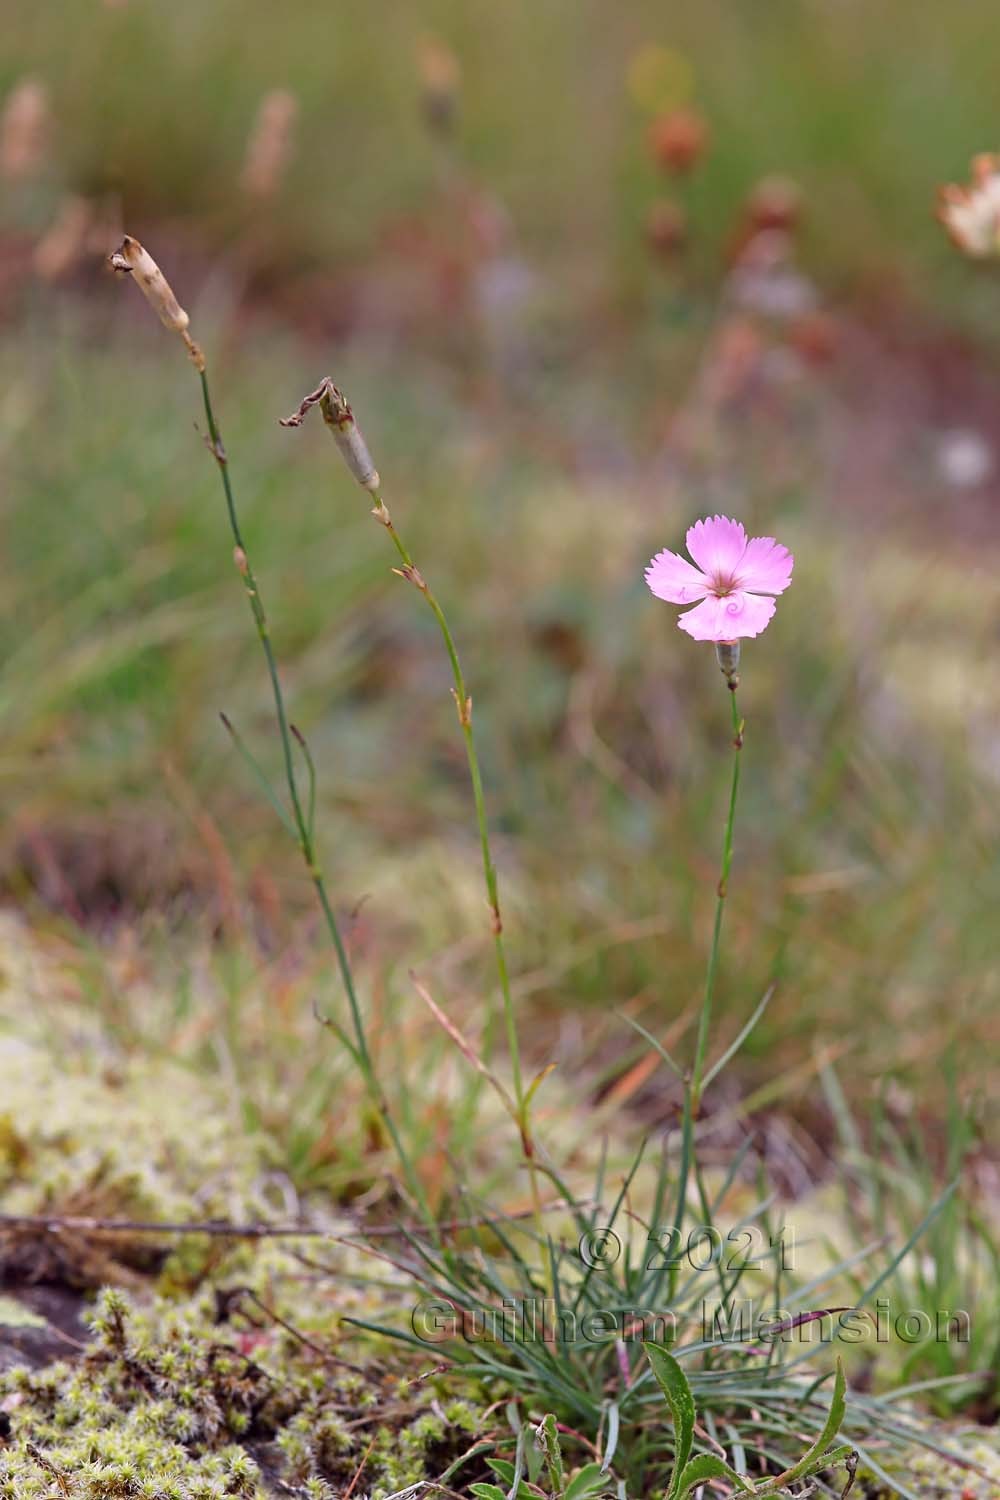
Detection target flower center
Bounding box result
[710,571,740,598]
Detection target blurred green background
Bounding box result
[2,0,999,1167]
[5,0,1000,312]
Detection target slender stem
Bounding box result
[376,504,524,1106]
[197,371,429,1217]
[371,498,546,1239]
[690,683,743,1118]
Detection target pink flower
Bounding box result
[645,515,793,642]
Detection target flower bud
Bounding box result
[280,378,381,493]
[715,641,741,683]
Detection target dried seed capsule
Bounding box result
[318,385,381,492]
[108,235,190,333]
[279,378,381,492]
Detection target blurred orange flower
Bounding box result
[648,108,709,176]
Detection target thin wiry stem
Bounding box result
[369,496,545,1237]
[279,376,543,1238]
[197,370,429,1218]
[376,510,521,1092]
[690,683,743,1119]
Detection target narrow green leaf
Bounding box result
[437,1442,495,1485]
[525,1062,557,1110]
[753,1358,847,1493]
[486,1456,545,1500]
[859,1180,958,1306]
[470,1485,509,1500]
[220,711,296,837]
[525,1422,545,1488]
[673,1454,752,1497]
[753,1445,856,1497]
[563,1462,611,1500]
[600,1401,620,1475]
[619,1013,683,1078]
[509,1426,527,1500]
[290,723,317,840]
[701,985,775,1090]
[642,1343,695,1497]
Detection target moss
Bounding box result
[0,1287,491,1499]
[1,921,995,1498]
[858,1438,1000,1500]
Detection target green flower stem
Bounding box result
[690,682,743,1119]
[369,497,546,1238]
[374,503,523,1100]
[197,370,428,1218]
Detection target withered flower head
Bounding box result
[108,235,203,367]
[938,153,1000,258]
[281,378,381,493]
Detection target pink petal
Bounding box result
[644,547,711,604]
[685,515,748,580]
[738,536,794,596]
[677,591,776,642]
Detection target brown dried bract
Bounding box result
[280,378,380,491]
[279,377,342,428]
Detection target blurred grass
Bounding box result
[2,0,1000,1156]
[4,0,1000,324]
[2,296,998,1145]
[1,2,998,1474]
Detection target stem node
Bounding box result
[393,563,427,590]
